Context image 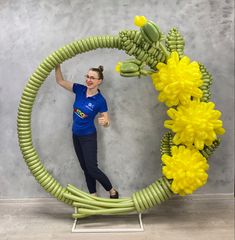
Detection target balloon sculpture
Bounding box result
[17,16,225,219]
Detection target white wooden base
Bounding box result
[72,213,144,233]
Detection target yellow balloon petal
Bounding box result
[216,127,225,135]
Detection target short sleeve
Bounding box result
[99,98,108,113]
[73,83,85,94]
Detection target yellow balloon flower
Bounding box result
[151,52,203,107]
[134,15,147,27]
[115,62,122,73]
[164,100,225,150]
[162,146,209,196]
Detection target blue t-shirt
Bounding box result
[72,83,108,136]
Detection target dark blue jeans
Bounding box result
[72,132,112,194]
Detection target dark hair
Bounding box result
[89,65,104,80]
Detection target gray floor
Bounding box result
[0,196,234,240]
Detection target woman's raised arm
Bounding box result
[55,65,73,92]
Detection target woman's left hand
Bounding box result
[98,112,110,127]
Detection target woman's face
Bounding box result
[85,70,102,90]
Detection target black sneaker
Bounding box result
[110,190,119,199]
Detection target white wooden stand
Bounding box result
[72,212,144,233]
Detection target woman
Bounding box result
[55,64,119,198]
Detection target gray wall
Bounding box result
[0,0,234,199]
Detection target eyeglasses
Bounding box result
[84,75,100,80]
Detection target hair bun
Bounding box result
[98,65,104,72]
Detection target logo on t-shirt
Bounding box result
[86,102,95,111]
[74,108,88,119]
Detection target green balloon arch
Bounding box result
[17,16,223,219]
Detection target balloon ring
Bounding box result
[17,16,224,219]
